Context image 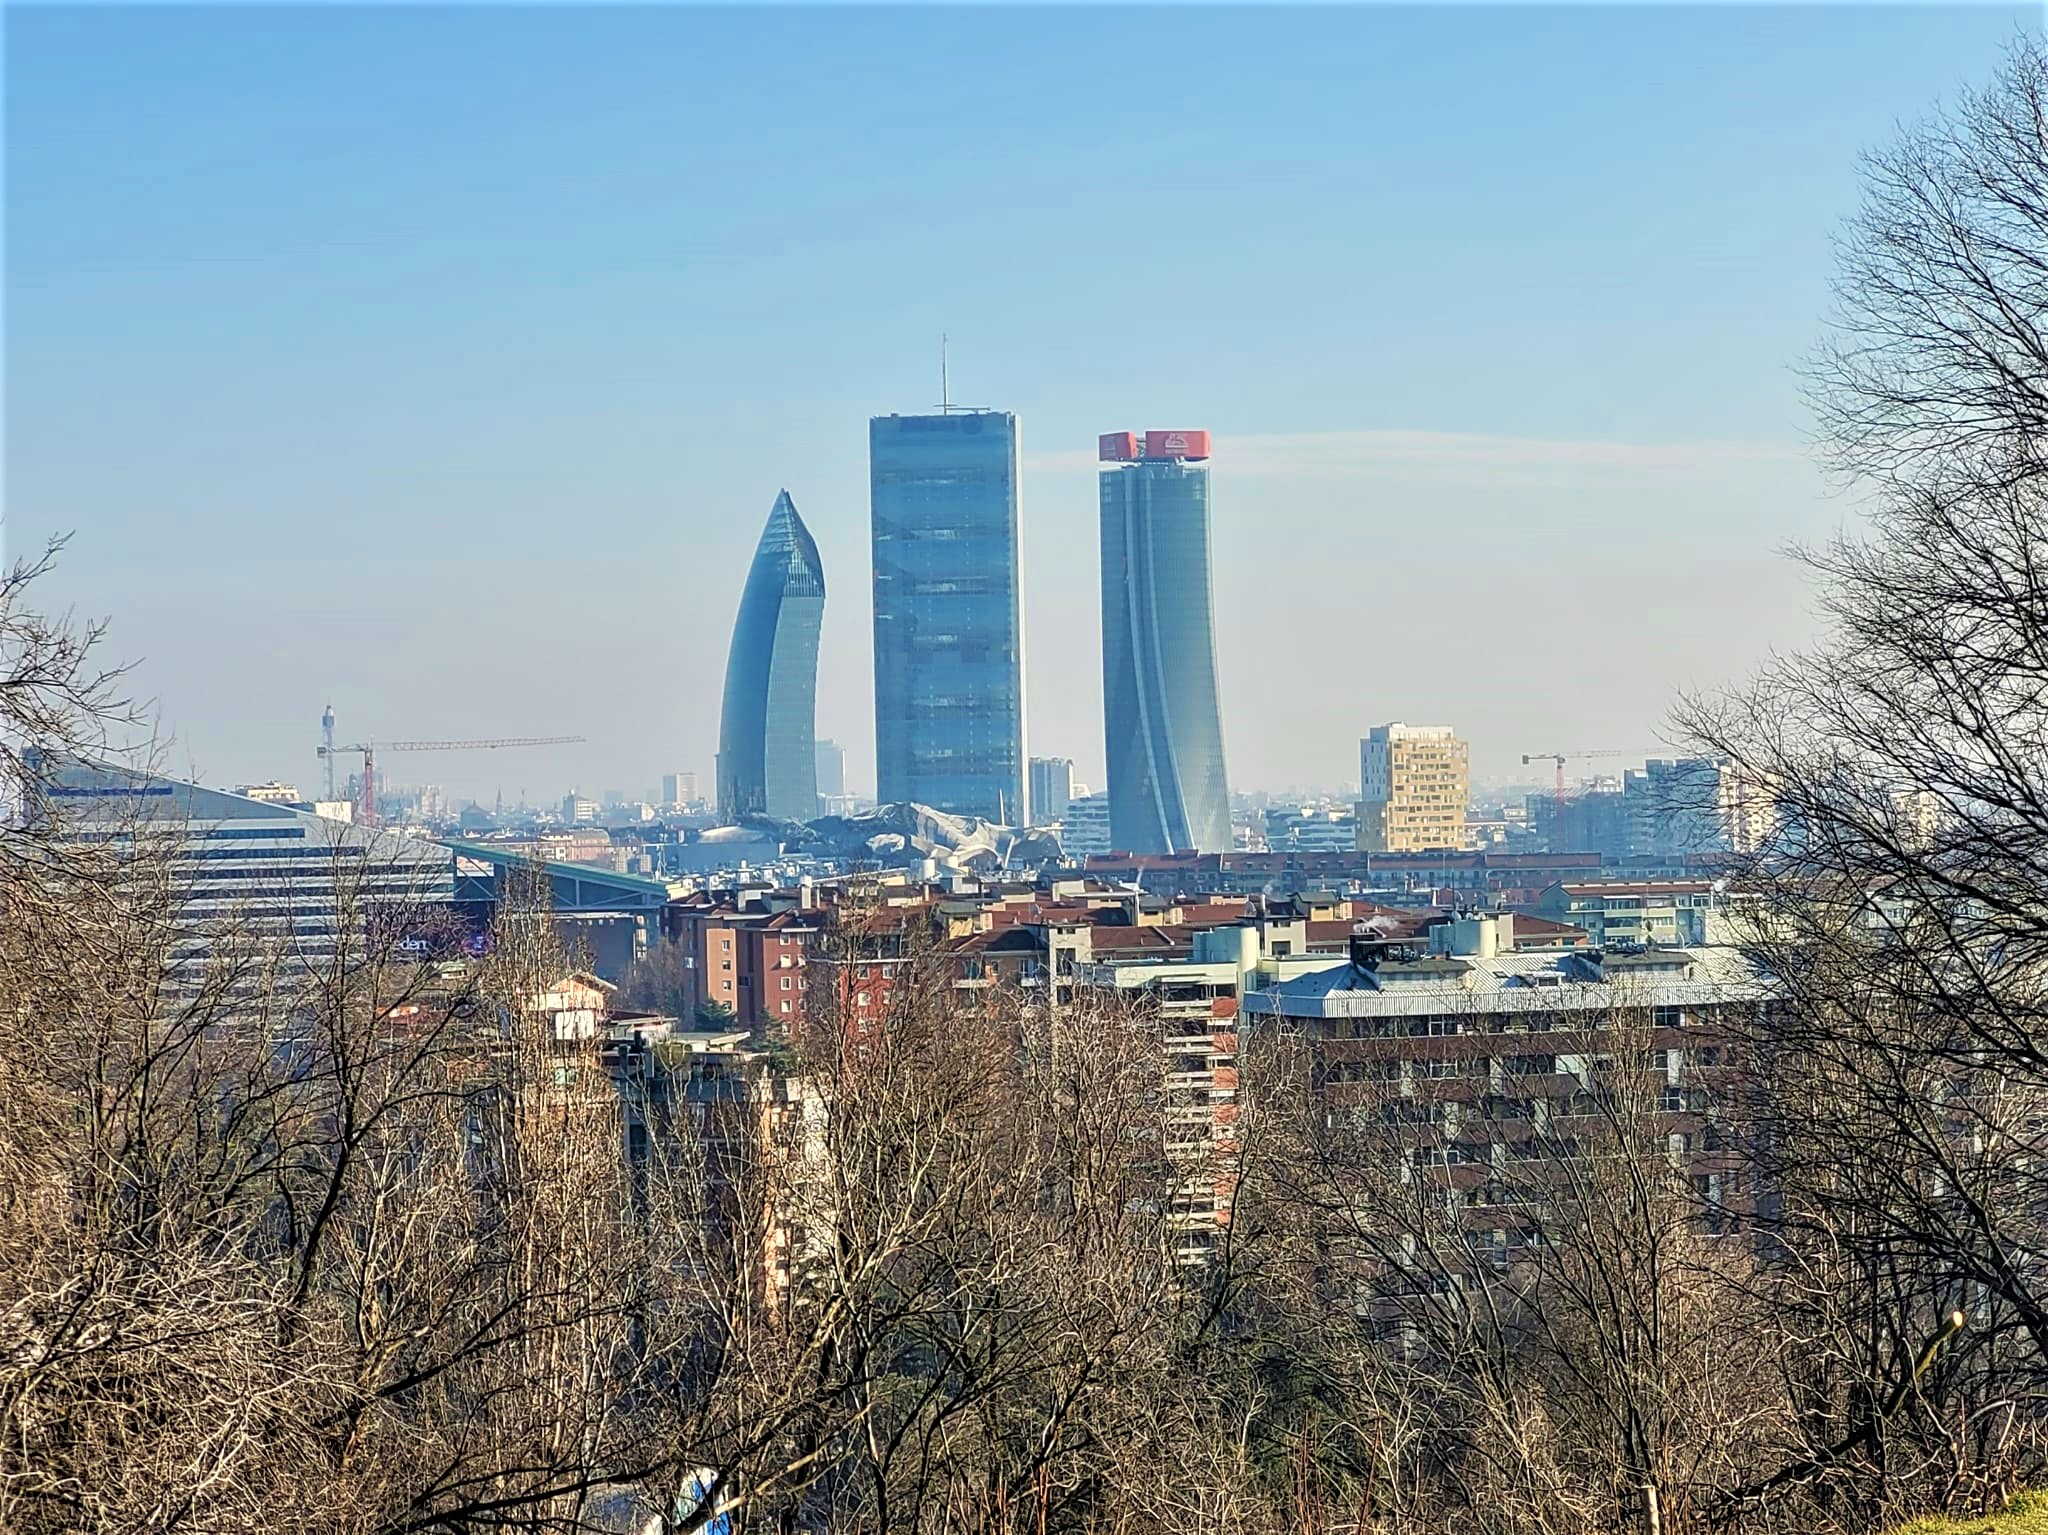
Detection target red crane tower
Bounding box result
[1521,748,1658,798]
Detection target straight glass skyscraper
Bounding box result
[869,410,1026,823]
[1099,430,1231,854]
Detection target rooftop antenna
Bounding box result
[933,334,987,415]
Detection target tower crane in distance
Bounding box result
[317,733,587,826]
[1521,748,1659,799]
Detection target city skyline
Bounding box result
[8,6,2034,801]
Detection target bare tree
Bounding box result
[1682,34,2048,1528]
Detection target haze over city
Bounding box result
[7,4,2030,802]
[28,3,2048,1527]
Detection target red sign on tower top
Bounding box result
[1142,430,1210,460]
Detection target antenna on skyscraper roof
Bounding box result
[933,334,986,414]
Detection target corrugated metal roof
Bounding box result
[1242,944,1769,1019]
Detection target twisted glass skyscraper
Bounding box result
[718,490,825,822]
[1099,431,1231,854]
[869,410,1026,823]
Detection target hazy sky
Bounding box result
[8,4,2035,805]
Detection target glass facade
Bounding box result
[869,411,1025,823]
[1100,454,1231,853]
[718,491,825,822]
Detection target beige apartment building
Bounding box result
[1356,723,1470,852]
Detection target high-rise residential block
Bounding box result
[1028,756,1074,825]
[869,410,1025,823]
[1357,723,1470,852]
[1098,430,1231,854]
[718,490,825,822]
[1623,757,1776,859]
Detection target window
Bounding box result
[780,1000,792,1014]
[780,977,792,991]
[1416,1057,1480,1079]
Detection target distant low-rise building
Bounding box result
[1530,879,1733,948]
[1061,791,1113,860]
[1265,804,1357,852]
[235,781,303,806]
[815,740,848,806]
[1029,756,1074,825]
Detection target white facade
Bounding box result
[41,759,454,990]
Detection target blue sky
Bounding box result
[8,4,2037,803]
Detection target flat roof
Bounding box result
[1241,944,1768,1019]
[444,839,680,898]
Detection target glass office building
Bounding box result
[869,410,1026,823]
[1098,431,1231,854]
[718,490,825,822]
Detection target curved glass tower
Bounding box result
[718,491,825,822]
[1099,431,1231,854]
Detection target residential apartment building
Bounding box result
[608,1027,828,1311]
[1061,791,1112,859]
[1526,758,1776,861]
[1625,757,1776,859]
[667,889,824,1028]
[1076,848,1604,902]
[1357,724,1470,853]
[1241,916,1767,1276]
[1530,879,1734,948]
[1264,804,1358,852]
[1069,921,1350,1261]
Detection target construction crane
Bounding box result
[1521,748,1658,798]
[317,730,586,826]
